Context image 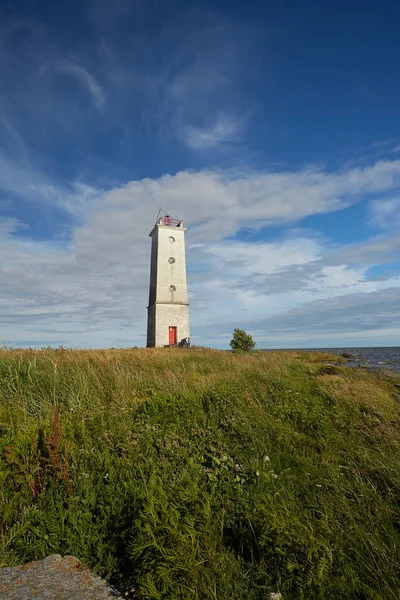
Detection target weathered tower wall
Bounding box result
[147,220,190,347]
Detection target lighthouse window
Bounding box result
[168,257,175,264]
[168,236,175,244]
[169,285,176,292]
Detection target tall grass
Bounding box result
[0,347,399,599]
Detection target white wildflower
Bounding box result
[234,464,245,473]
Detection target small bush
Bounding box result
[230,328,256,353]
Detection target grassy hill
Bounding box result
[0,347,399,599]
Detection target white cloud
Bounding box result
[369,197,400,229]
[200,238,321,274]
[189,242,399,335]
[0,152,102,220]
[1,159,400,347]
[254,287,400,342]
[0,217,27,235]
[77,159,400,247]
[311,265,368,289]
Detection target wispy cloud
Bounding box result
[59,62,106,113]
[0,8,261,158]
[155,12,264,151]
[371,139,400,156]
[368,197,400,229]
[184,114,242,149]
[0,113,30,165]
[0,152,102,222]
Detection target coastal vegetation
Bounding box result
[0,347,399,599]
[229,328,256,353]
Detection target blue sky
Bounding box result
[0,0,400,349]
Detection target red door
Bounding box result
[169,326,177,345]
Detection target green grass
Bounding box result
[0,347,399,599]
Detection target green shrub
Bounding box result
[229,328,256,353]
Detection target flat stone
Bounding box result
[0,554,120,599]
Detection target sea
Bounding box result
[308,347,400,374]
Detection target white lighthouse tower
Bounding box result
[147,214,190,347]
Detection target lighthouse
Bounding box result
[146,214,190,347]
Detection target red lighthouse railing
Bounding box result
[158,215,183,227]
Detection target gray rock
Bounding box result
[0,554,121,599]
